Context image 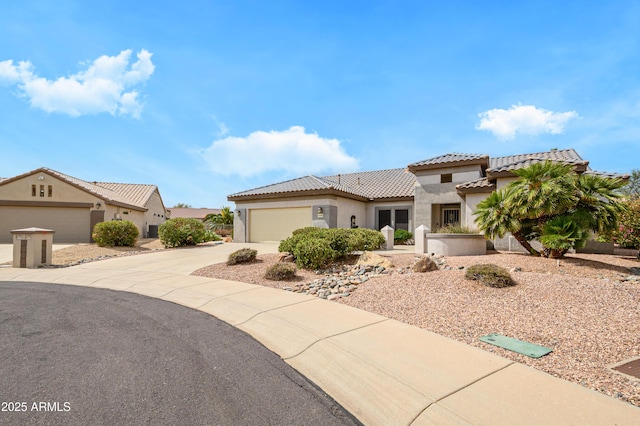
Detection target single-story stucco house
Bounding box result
[228,148,626,248]
[0,167,167,243]
[167,207,222,222]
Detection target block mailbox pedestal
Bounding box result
[11,227,55,268]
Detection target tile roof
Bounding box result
[229,168,416,201]
[0,167,160,211]
[455,178,495,193]
[229,148,628,201]
[408,153,489,171]
[94,182,158,208]
[488,148,583,169]
[168,208,222,219]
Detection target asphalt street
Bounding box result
[0,282,360,426]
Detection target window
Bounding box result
[39,185,45,197]
[32,185,36,197]
[441,173,452,183]
[48,185,52,197]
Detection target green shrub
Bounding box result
[465,264,517,288]
[159,218,208,248]
[394,229,413,244]
[611,199,640,249]
[204,229,222,242]
[292,238,335,269]
[264,263,298,280]
[345,228,386,251]
[227,248,257,265]
[279,227,385,269]
[92,220,139,247]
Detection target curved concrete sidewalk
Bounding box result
[1,243,638,425]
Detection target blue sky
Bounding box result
[1,1,639,208]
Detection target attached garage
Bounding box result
[249,207,311,242]
[0,205,91,243]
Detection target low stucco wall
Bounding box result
[426,233,486,256]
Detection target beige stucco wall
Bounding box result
[496,176,518,190]
[232,195,371,242]
[0,173,101,205]
[463,193,487,230]
[414,165,483,185]
[335,197,367,229]
[101,191,166,238]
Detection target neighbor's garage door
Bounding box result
[0,206,91,243]
[249,207,311,243]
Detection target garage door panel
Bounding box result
[0,207,90,243]
[249,207,311,243]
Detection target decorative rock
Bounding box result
[357,251,394,269]
[412,256,439,273]
[278,253,295,263]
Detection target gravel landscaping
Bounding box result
[192,250,640,407]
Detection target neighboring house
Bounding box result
[228,148,627,246]
[167,208,221,222]
[0,167,167,243]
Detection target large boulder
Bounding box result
[412,256,439,273]
[357,251,393,269]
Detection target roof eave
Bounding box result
[408,157,490,174]
[228,188,369,202]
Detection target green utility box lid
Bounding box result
[479,334,553,358]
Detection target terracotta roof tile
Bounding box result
[168,208,222,219]
[408,153,489,168]
[455,178,495,192]
[229,168,416,200]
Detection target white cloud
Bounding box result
[0,49,154,118]
[199,126,360,177]
[476,104,579,139]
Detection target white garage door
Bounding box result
[249,207,311,243]
[0,206,91,243]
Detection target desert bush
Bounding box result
[345,228,386,252]
[611,199,640,249]
[394,229,413,244]
[204,230,222,242]
[436,224,479,234]
[92,220,139,247]
[279,227,386,269]
[264,263,298,280]
[227,248,257,265]
[159,218,208,248]
[292,238,335,269]
[464,264,517,288]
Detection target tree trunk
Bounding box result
[512,231,540,256]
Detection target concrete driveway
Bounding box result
[1,242,639,425]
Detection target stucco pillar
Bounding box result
[381,225,394,250]
[233,209,247,243]
[415,224,429,255]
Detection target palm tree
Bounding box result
[204,206,234,230]
[474,188,539,256]
[475,161,627,258]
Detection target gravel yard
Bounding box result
[193,250,640,407]
[0,239,166,267]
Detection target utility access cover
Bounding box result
[612,358,640,380]
[479,334,553,358]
